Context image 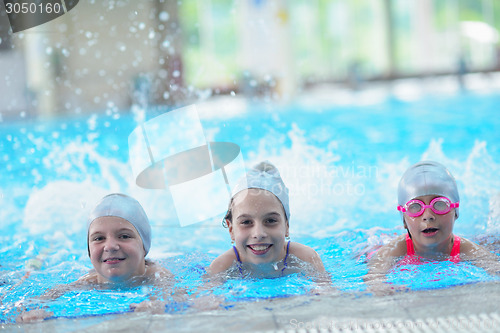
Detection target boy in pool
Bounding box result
[208,161,327,278]
[365,161,500,294]
[17,193,178,322]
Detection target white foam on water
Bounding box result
[13,104,500,250]
[22,180,108,235]
[239,126,499,237]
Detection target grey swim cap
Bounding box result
[232,160,290,220]
[398,161,459,218]
[87,193,151,255]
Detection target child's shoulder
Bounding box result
[458,237,477,254]
[372,234,407,260]
[458,236,500,275]
[208,248,237,276]
[366,235,407,276]
[289,241,317,259]
[145,260,174,278]
[145,260,176,287]
[459,236,496,258]
[288,242,325,272]
[75,270,98,285]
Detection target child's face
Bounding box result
[88,216,146,284]
[228,189,289,265]
[403,195,456,251]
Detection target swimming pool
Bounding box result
[1,78,499,331]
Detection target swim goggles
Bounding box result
[397,197,459,217]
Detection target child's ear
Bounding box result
[228,219,234,237]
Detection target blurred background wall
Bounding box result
[1,0,499,119]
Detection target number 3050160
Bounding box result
[5,2,63,14]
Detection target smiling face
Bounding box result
[88,216,146,284]
[403,195,456,255]
[228,189,289,265]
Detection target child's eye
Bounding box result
[92,236,104,242]
[240,220,252,225]
[120,234,132,239]
[266,219,277,224]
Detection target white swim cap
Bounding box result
[232,160,290,220]
[398,161,459,218]
[87,193,151,254]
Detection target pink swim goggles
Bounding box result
[397,196,459,217]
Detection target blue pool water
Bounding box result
[1,91,499,322]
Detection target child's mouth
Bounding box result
[248,244,272,255]
[422,228,439,236]
[103,258,125,264]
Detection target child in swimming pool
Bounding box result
[208,161,326,279]
[365,161,500,294]
[17,193,178,322]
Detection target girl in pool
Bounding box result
[365,161,500,293]
[17,193,178,322]
[208,161,326,279]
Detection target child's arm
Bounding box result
[16,308,54,323]
[364,235,408,295]
[460,238,500,275]
[288,242,336,294]
[130,262,186,314]
[185,250,239,311]
[206,249,237,277]
[289,242,326,273]
[130,259,232,314]
[290,242,330,281]
[15,279,87,322]
[149,262,176,288]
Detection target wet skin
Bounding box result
[88,216,146,284]
[229,189,289,266]
[404,195,456,258]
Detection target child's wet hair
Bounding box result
[222,198,234,228]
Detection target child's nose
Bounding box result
[252,223,267,239]
[421,206,435,220]
[104,238,119,251]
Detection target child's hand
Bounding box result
[130,300,166,314]
[310,284,339,296]
[369,283,409,296]
[191,294,223,311]
[309,272,337,295]
[16,308,53,323]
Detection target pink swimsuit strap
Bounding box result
[405,234,461,263]
[449,235,461,263]
[405,234,416,256]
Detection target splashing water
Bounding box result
[0,92,499,322]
